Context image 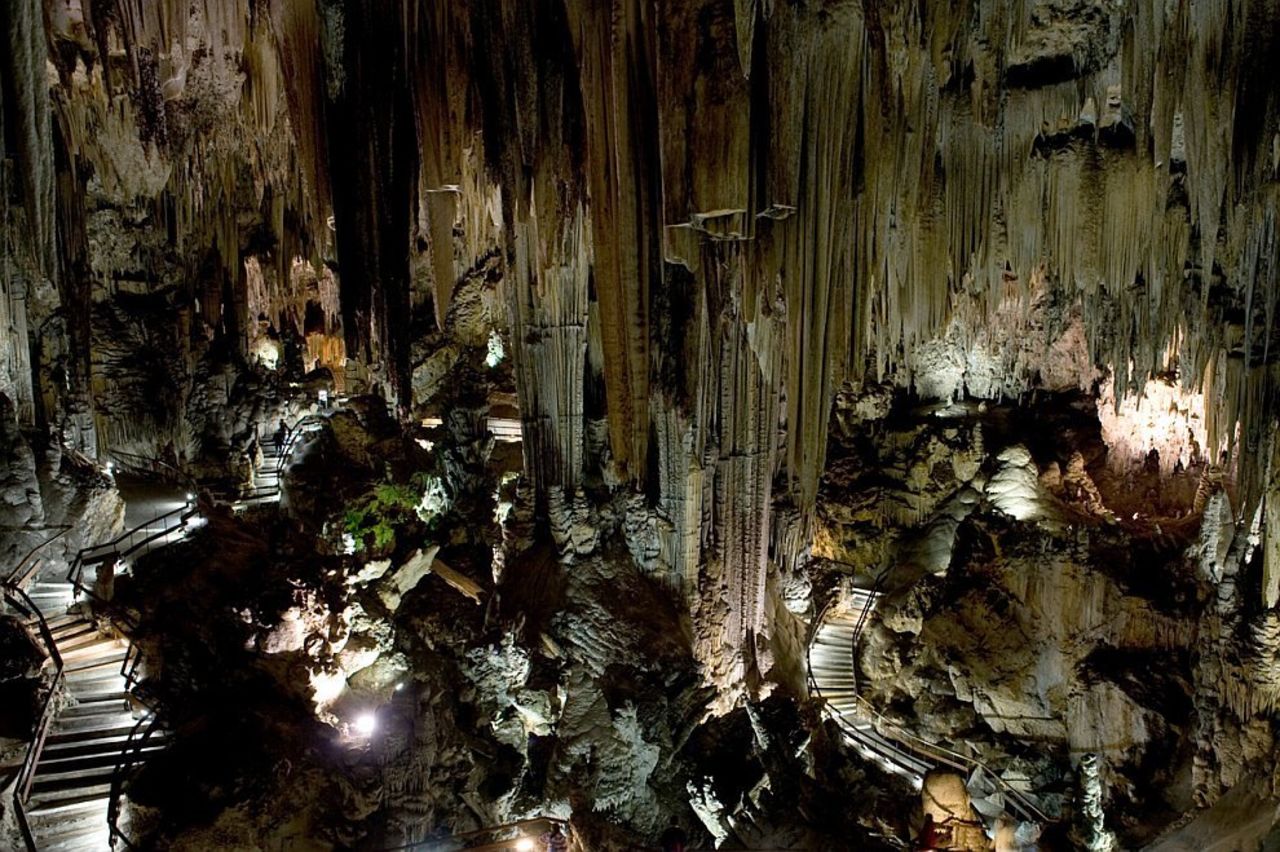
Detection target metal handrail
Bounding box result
[3,525,73,587]
[1,580,66,852]
[58,500,196,849]
[223,413,327,505]
[106,449,197,490]
[107,712,163,851]
[2,526,78,851]
[67,501,197,611]
[273,414,325,474]
[806,587,1051,826]
[16,415,325,848]
[848,572,887,694]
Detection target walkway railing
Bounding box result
[89,412,332,845]
[66,500,198,617]
[107,449,198,491]
[2,576,65,851]
[107,711,165,850]
[57,499,197,848]
[3,525,71,589]
[2,527,75,852]
[806,586,1050,826]
[229,413,327,505]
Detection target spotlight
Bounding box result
[514,839,535,852]
[353,712,377,737]
[185,492,195,503]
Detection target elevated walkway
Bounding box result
[806,584,1049,826]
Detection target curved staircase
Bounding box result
[4,489,196,850]
[808,591,933,781]
[807,584,1049,825]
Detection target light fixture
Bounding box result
[353,712,377,737]
[185,492,194,503]
[394,682,404,692]
[514,838,535,852]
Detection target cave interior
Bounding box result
[3,1,1280,850]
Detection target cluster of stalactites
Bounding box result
[384,0,1280,694]
[846,0,1280,506]
[42,0,333,361]
[1,0,56,279]
[412,0,1280,511]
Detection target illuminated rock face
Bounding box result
[4,0,1280,847]
[4,0,1279,701]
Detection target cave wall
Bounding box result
[2,0,1279,700]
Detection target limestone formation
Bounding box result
[3,0,1280,849]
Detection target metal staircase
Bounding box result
[3,494,196,850]
[221,413,327,508]
[806,583,1049,825]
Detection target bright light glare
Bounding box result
[354,712,377,736]
[185,492,194,502]
[310,670,346,709]
[514,839,535,852]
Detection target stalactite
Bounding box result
[409,0,473,330]
[269,0,332,242]
[1,0,57,278]
[19,0,1280,704]
[326,0,418,407]
[777,12,859,507]
[568,0,660,481]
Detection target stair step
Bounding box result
[59,641,126,665]
[35,826,112,852]
[30,777,113,803]
[24,616,82,637]
[33,816,112,852]
[37,613,81,630]
[64,651,127,675]
[811,670,855,680]
[55,627,109,651]
[48,719,138,743]
[42,731,163,761]
[27,796,107,824]
[50,618,95,637]
[69,677,129,694]
[64,673,128,695]
[27,789,111,816]
[818,688,858,699]
[60,696,130,719]
[36,743,167,778]
[52,705,136,728]
[28,596,73,607]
